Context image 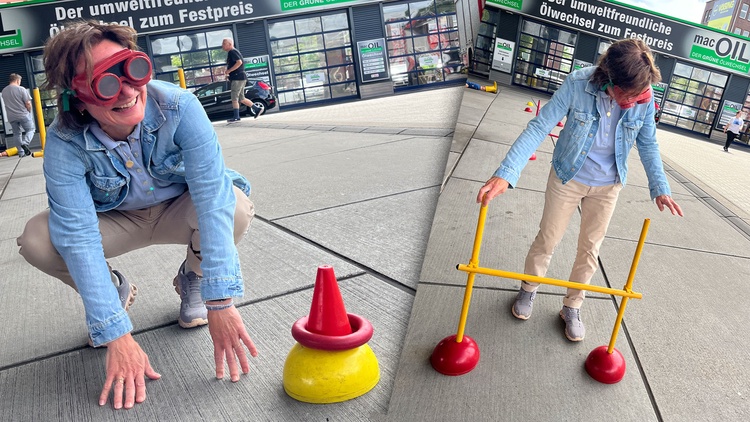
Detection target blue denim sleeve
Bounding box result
[43,133,133,347]
[635,100,672,200]
[172,93,244,301]
[493,76,573,187]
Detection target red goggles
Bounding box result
[71,49,152,107]
[611,85,652,109]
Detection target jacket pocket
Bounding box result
[622,120,643,147]
[558,111,594,161]
[90,175,126,204]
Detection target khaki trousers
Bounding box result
[521,169,622,309]
[17,186,254,290]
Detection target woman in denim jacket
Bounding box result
[476,39,683,342]
[16,22,256,409]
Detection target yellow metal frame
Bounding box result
[454,204,650,355]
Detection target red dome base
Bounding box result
[585,346,626,384]
[430,335,480,376]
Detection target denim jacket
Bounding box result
[44,80,251,346]
[494,67,671,200]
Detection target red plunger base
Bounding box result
[585,346,626,384]
[430,334,480,376]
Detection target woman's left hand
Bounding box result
[655,194,684,217]
[207,306,258,382]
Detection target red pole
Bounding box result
[479,0,484,18]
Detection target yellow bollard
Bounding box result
[177,68,186,89]
[32,88,46,152]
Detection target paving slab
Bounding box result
[0,274,412,422]
[233,135,451,219]
[1,174,45,201]
[452,138,552,192]
[276,187,440,290]
[0,193,48,242]
[419,177,608,296]
[387,284,656,422]
[607,185,750,257]
[598,239,750,421]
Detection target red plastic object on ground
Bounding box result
[529,153,537,161]
[585,345,626,384]
[306,265,353,336]
[430,334,480,376]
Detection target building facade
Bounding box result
[0,0,467,138]
[473,0,750,143]
[703,0,750,38]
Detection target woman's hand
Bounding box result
[655,194,684,217]
[476,177,510,206]
[207,305,258,382]
[99,334,161,409]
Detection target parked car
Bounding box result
[192,79,276,119]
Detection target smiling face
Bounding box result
[77,40,147,140]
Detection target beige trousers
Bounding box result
[521,169,622,309]
[17,186,254,290]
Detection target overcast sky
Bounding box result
[613,0,709,24]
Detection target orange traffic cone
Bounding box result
[283,265,380,403]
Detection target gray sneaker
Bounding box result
[88,271,137,347]
[560,306,585,341]
[173,261,208,328]
[511,288,536,320]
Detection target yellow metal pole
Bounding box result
[455,204,489,343]
[177,68,186,89]
[456,265,642,299]
[32,88,46,151]
[607,219,650,354]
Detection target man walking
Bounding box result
[1,74,35,156]
[222,38,261,123]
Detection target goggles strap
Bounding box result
[60,88,77,112]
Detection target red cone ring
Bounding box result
[585,346,626,384]
[430,334,480,376]
[292,313,373,351]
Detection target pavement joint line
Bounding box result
[236,121,455,137]
[269,185,441,222]
[0,159,22,201]
[597,257,664,422]
[255,215,417,296]
[605,235,750,260]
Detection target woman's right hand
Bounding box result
[476,177,510,206]
[99,333,161,409]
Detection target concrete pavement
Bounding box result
[0,86,461,421]
[386,80,750,421]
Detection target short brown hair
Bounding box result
[42,20,139,129]
[8,73,21,84]
[591,38,661,94]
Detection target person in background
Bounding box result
[1,73,35,157]
[476,38,683,342]
[16,21,257,410]
[723,109,744,152]
[222,38,261,122]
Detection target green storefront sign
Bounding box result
[485,0,750,78]
[486,0,523,11]
[0,30,22,50]
[280,0,360,12]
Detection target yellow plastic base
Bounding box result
[283,343,380,404]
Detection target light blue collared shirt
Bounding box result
[573,90,620,187]
[90,122,186,210]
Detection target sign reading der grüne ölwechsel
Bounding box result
[485,0,750,76]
